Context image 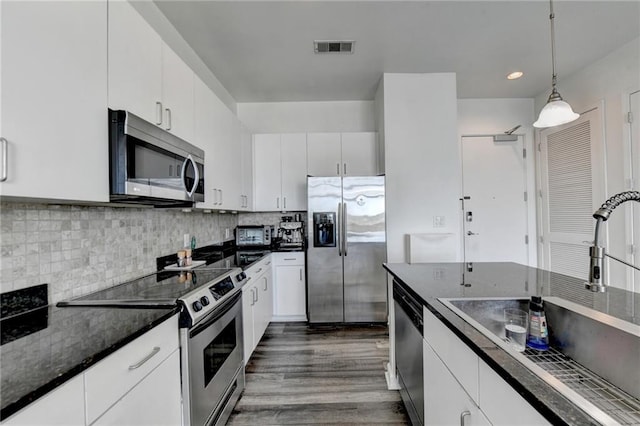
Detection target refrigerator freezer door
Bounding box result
[307,177,344,322]
[343,176,387,322]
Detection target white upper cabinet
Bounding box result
[161,45,194,143]
[340,132,378,176]
[307,132,378,177]
[194,76,241,211]
[108,1,194,143]
[254,134,307,212]
[0,0,109,202]
[239,124,254,211]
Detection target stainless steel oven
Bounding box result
[181,291,244,426]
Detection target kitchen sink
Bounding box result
[438,296,640,425]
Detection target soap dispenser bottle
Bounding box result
[527,296,549,351]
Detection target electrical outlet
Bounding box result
[183,234,190,248]
[225,228,230,239]
[433,268,445,280]
[433,216,445,228]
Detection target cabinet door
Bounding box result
[2,375,84,426]
[93,349,182,426]
[424,341,490,426]
[242,285,256,363]
[478,360,550,425]
[307,133,342,176]
[341,132,378,176]
[280,133,308,211]
[108,0,162,126]
[239,124,254,211]
[255,266,273,344]
[161,43,194,142]
[254,134,282,211]
[210,89,239,210]
[274,265,306,318]
[194,76,217,209]
[0,0,108,202]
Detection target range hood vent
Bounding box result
[314,40,354,54]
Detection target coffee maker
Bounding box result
[278,215,304,249]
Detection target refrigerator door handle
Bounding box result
[337,202,343,256]
[343,202,348,256]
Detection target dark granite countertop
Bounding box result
[0,303,178,421]
[384,262,639,426]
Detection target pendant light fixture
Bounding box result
[533,0,579,128]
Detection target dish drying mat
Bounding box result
[523,347,640,425]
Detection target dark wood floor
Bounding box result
[227,322,409,425]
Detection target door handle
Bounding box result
[263,277,268,291]
[283,197,287,209]
[336,203,342,256]
[1,137,8,182]
[343,163,347,175]
[277,197,280,209]
[165,108,172,130]
[182,155,199,198]
[155,101,163,125]
[343,202,348,256]
[299,268,303,281]
[336,163,340,175]
[460,410,471,426]
[467,231,479,236]
[129,347,161,370]
[219,189,223,205]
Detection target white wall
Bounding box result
[457,99,537,266]
[379,73,461,264]
[237,101,375,133]
[534,37,640,292]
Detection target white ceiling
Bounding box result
[153,1,640,102]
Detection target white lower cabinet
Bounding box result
[272,252,306,321]
[242,256,273,363]
[2,315,181,426]
[423,340,490,426]
[2,375,85,426]
[423,307,550,425]
[92,349,181,426]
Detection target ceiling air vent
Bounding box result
[314,40,355,54]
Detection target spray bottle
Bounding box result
[527,296,549,351]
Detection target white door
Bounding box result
[341,132,378,176]
[538,108,606,280]
[281,133,307,211]
[307,132,341,176]
[631,91,640,292]
[254,134,282,211]
[461,136,528,264]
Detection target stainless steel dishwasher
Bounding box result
[393,280,424,426]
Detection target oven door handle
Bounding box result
[189,290,242,338]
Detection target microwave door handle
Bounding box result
[181,155,199,198]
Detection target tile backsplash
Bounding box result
[0,202,238,304]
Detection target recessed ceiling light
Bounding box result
[507,71,524,80]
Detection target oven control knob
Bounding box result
[236,272,247,281]
[200,296,210,306]
[192,300,203,312]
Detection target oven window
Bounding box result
[203,319,237,387]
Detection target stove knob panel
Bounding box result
[192,300,203,312]
[200,296,210,306]
[236,272,247,281]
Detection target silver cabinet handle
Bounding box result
[299,268,303,281]
[263,277,268,290]
[213,188,218,205]
[277,197,280,209]
[467,231,479,236]
[129,347,160,370]
[165,108,172,130]
[284,258,296,261]
[343,202,348,256]
[283,197,287,209]
[219,189,223,205]
[343,163,347,175]
[336,163,340,175]
[256,268,263,273]
[253,287,258,304]
[266,261,271,265]
[460,411,471,426]
[1,137,7,182]
[155,102,163,125]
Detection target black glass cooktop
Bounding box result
[58,268,235,307]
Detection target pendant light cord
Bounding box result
[549,0,557,89]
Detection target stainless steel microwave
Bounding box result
[109,109,204,207]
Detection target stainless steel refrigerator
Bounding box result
[307,176,387,323]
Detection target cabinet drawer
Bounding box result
[244,255,272,282]
[272,251,304,266]
[85,315,179,424]
[423,306,479,403]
